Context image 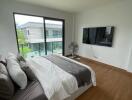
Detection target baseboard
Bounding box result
[76,55,132,76]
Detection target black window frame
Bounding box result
[13,12,65,56]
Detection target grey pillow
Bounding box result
[0,63,14,99]
[17,54,37,81]
[19,61,37,81]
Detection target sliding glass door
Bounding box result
[14,13,64,58]
[45,19,63,55]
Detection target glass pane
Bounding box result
[14,14,45,58]
[45,19,63,55]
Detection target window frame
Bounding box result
[13,12,65,56]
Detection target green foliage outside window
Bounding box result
[17,29,32,57]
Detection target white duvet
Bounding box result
[27,55,96,100]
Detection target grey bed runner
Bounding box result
[43,55,91,87]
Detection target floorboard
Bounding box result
[75,56,132,100]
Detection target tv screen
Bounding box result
[83,26,114,47]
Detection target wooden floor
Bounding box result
[75,57,132,100]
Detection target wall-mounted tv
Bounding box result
[83,26,114,47]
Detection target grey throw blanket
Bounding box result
[44,55,91,87]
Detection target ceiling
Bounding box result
[15,0,121,13]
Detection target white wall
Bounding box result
[75,0,132,71]
[127,36,132,72]
[128,49,132,72]
[0,0,74,56]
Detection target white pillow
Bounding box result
[6,53,27,89]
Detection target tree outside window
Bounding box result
[17,29,32,57]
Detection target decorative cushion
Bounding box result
[0,63,14,99]
[0,55,6,66]
[6,53,28,89]
[17,54,36,81]
[19,61,37,81]
[17,54,26,62]
[0,63,8,75]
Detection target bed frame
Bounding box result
[65,83,93,100]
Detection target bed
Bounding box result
[12,79,93,100]
[0,54,96,100]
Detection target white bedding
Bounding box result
[27,55,96,100]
